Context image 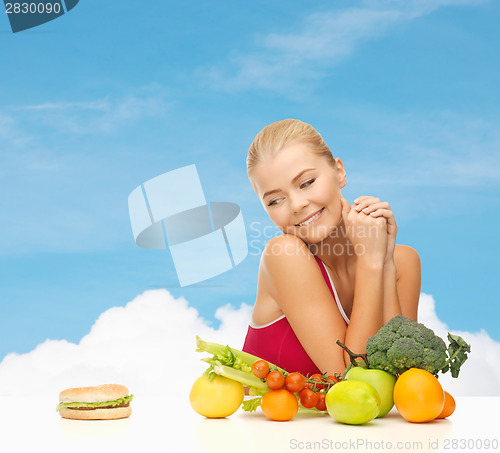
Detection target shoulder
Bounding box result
[394,244,421,277]
[259,234,322,293]
[263,234,310,257]
[261,234,316,271]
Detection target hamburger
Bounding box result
[57,384,134,420]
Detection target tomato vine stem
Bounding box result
[336,339,369,368]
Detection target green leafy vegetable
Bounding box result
[56,394,134,412]
[242,397,262,412]
[441,333,471,378]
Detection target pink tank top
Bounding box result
[242,256,349,377]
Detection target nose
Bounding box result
[290,192,309,214]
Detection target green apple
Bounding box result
[345,366,397,417]
[325,380,380,425]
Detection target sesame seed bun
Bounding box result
[59,384,129,404]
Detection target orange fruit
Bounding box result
[393,368,444,423]
[261,389,299,421]
[436,391,456,419]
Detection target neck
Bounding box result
[309,218,356,277]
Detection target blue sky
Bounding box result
[0,0,499,360]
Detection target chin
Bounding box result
[293,224,335,244]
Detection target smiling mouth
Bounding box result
[295,208,324,227]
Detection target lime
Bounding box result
[325,380,380,424]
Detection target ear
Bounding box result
[335,158,347,188]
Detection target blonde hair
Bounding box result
[247,119,335,188]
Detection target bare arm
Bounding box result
[346,198,421,355]
[382,261,402,323]
[352,196,403,325]
[344,246,421,362]
[393,244,421,321]
[337,198,391,364]
[380,245,422,325]
[343,258,386,359]
[342,249,423,362]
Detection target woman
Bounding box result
[242,119,421,377]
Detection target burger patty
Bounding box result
[68,402,130,410]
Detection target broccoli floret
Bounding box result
[365,350,399,376]
[386,338,424,374]
[399,322,434,345]
[366,315,456,377]
[383,315,410,332]
[366,328,400,355]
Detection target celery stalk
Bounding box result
[196,336,262,366]
[196,336,286,373]
[213,362,268,392]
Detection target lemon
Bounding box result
[189,375,244,418]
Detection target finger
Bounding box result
[368,208,392,217]
[370,210,397,236]
[354,195,378,204]
[354,198,383,212]
[360,201,390,214]
[354,196,381,206]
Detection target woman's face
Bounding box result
[252,141,346,244]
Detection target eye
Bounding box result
[267,197,283,207]
[300,178,315,189]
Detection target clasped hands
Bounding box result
[340,196,397,266]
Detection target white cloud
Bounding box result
[0,290,252,397]
[418,293,500,396]
[200,0,485,93]
[0,289,496,398]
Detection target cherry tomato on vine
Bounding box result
[266,370,285,389]
[315,392,327,411]
[251,360,270,379]
[323,375,339,388]
[299,388,319,408]
[284,372,306,393]
[310,374,326,390]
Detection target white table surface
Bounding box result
[1,396,497,453]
